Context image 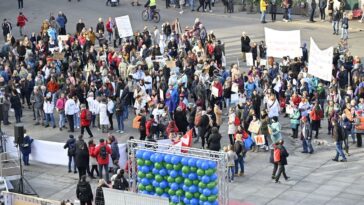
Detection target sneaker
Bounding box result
[120,130,125,134]
[231,180,234,183]
[209,10,212,13]
[179,10,184,14]
[340,159,347,162]
[332,158,338,162]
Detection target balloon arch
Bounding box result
[127,140,229,205]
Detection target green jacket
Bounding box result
[290,109,300,125]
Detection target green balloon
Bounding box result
[185,191,193,199]
[184,179,192,186]
[190,167,197,172]
[175,176,184,183]
[194,192,200,198]
[173,163,182,170]
[198,182,206,188]
[167,176,175,183]
[164,176,169,180]
[138,171,146,178]
[146,173,154,179]
[155,162,163,169]
[138,183,145,191]
[197,169,205,176]
[169,203,176,205]
[205,169,214,176]
[177,203,184,205]
[146,185,154,192]
[208,195,217,202]
[137,159,145,166]
[145,160,153,166]
[168,189,176,195]
[207,181,216,189]
[176,189,184,196]
[164,188,170,193]
[200,195,207,201]
[166,163,173,170]
[193,180,199,185]
[155,174,163,182]
[156,187,164,195]
[182,166,190,174]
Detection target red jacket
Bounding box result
[106,21,113,33]
[212,82,223,97]
[88,144,96,158]
[93,142,112,165]
[17,15,28,27]
[80,109,91,127]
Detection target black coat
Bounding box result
[241,36,251,52]
[76,181,93,202]
[278,144,289,165]
[174,110,188,133]
[198,114,210,138]
[75,139,89,168]
[64,138,76,157]
[208,128,222,151]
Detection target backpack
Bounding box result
[99,145,107,159]
[86,109,92,121]
[273,148,281,163]
[113,177,128,190]
[68,142,76,156]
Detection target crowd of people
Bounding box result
[1,1,363,204]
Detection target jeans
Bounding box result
[35,108,44,123]
[341,28,348,39]
[288,8,292,20]
[261,11,266,22]
[116,114,124,131]
[333,21,339,33]
[234,155,244,174]
[18,0,23,9]
[228,166,235,181]
[58,112,65,128]
[15,108,22,123]
[309,7,316,21]
[74,113,80,128]
[23,154,29,165]
[275,164,288,181]
[68,156,76,171]
[67,114,74,132]
[319,7,325,20]
[335,141,346,160]
[302,138,314,153]
[45,113,55,127]
[190,0,195,10]
[99,164,110,182]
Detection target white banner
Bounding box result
[246,52,254,66]
[103,188,169,205]
[308,38,333,82]
[115,15,133,38]
[264,27,302,58]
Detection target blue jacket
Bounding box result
[56,15,66,28]
[20,136,34,155]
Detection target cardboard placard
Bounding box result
[254,134,265,145]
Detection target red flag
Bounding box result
[173,129,193,148]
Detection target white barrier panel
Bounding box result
[264,27,302,58]
[308,37,333,82]
[5,137,171,168]
[102,188,169,205]
[2,191,61,205]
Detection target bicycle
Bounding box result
[142,7,161,23]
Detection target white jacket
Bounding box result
[43,101,54,114]
[107,100,115,114]
[93,100,100,114]
[65,99,76,115]
[99,103,109,125]
[87,97,95,113]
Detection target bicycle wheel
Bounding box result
[153,12,161,23]
[142,10,149,21]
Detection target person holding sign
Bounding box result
[211,78,223,109]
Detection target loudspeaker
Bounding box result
[14,124,24,145]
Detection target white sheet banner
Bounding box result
[5,137,171,169]
[115,15,133,38]
[264,27,302,58]
[308,38,333,82]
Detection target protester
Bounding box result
[207,127,222,151]
[88,139,99,179]
[75,135,89,179]
[234,134,246,176]
[20,129,33,166]
[300,116,314,154]
[76,175,93,205]
[332,119,347,162]
[112,169,129,191]
[64,135,77,173]
[94,138,112,183]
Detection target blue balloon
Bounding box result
[188,173,198,180]
[136,150,144,158]
[171,195,179,203]
[142,166,150,173]
[189,185,198,193]
[179,183,185,189]
[152,168,159,175]
[210,174,218,182]
[161,193,170,198]
[211,187,218,195]
[199,187,203,193]
[201,176,210,184]
[155,153,164,163]
[182,184,189,192]
[203,202,212,205]
[160,180,168,189]
[171,156,182,164]
[208,161,217,169]
[171,182,179,191]
[182,173,189,178]
[137,166,142,171]
[159,168,168,176]
[178,170,183,175]
[152,180,159,187]
[196,160,203,168]
[170,170,178,178]
[188,158,197,167]
[190,198,199,205]
[201,162,209,170]
[198,176,202,181]
[149,191,155,195]
[142,190,149,195]
[150,154,156,162]
[143,151,152,160]
[212,201,218,205]
[141,178,150,186]
[181,157,190,166]
[164,155,172,163]
[203,188,211,197]
[199,200,204,205]
[184,197,191,204]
